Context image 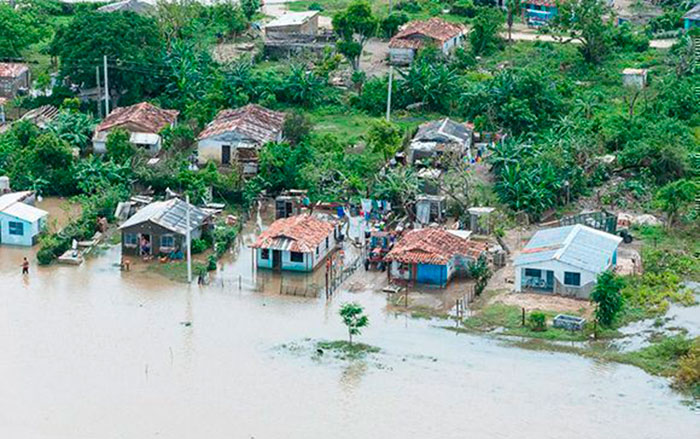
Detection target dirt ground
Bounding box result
[488,291,594,317]
[361,39,391,77]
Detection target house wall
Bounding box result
[441,35,463,53]
[93,129,162,155]
[514,259,608,299]
[0,70,30,99]
[121,220,201,256]
[622,73,646,88]
[0,212,45,246]
[416,263,449,286]
[255,228,336,272]
[198,129,283,167]
[685,18,699,29]
[389,48,416,65]
[266,16,319,36]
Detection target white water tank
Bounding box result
[0,176,10,193]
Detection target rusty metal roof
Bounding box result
[96,102,178,134]
[0,63,29,78]
[389,18,464,49]
[385,227,487,265]
[251,215,335,253]
[198,104,285,144]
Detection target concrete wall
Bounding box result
[93,130,162,155]
[0,70,30,99]
[389,48,416,65]
[0,212,44,246]
[514,258,613,299]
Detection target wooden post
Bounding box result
[522,307,525,326]
[238,275,241,291]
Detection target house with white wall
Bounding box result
[251,215,338,272]
[389,18,465,65]
[514,225,623,299]
[0,191,48,247]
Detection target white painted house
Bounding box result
[389,18,465,65]
[197,104,285,176]
[0,191,48,247]
[514,225,622,299]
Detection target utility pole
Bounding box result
[103,55,110,115]
[385,66,393,122]
[186,194,192,284]
[95,66,102,118]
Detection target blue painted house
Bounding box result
[252,215,338,272]
[385,228,488,287]
[684,4,700,30]
[0,191,48,246]
[522,0,558,27]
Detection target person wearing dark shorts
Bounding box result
[21,257,29,275]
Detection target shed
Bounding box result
[265,11,319,36]
[514,225,622,299]
[389,18,465,65]
[197,104,285,175]
[467,207,496,235]
[415,195,447,225]
[93,102,178,155]
[251,214,338,272]
[385,227,487,287]
[622,68,648,88]
[119,198,211,257]
[20,105,59,129]
[0,191,48,246]
[0,63,30,99]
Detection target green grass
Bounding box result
[287,0,466,22]
[316,340,380,360]
[147,260,207,283]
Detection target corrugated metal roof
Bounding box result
[119,198,210,235]
[0,191,33,212]
[265,11,318,28]
[2,202,47,222]
[684,3,700,20]
[251,215,335,253]
[413,118,472,145]
[515,225,622,272]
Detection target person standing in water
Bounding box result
[21,257,29,275]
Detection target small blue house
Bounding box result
[0,191,48,246]
[252,214,338,272]
[522,0,558,27]
[385,227,488,287]
[684,4,700,30]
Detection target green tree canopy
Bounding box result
[339,302,369,344]
[591,271,625,327]
[0,3,46,58]
[546,0,614,64]
[332,0,378,71]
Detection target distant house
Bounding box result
[0,191,48,247]
[514,225,622,299]
[119,198,211,257]
[0,63,30,99]
[197,104,286,176]
[389,18,465,65]
[521,0,558,27]
[385,227,488,287]
[264,11,319,37]
[251,214,338,272]
[684,4,700,29]
[622,68,648,88]
[409,118,473,166]
[20,105,59,129]
[97,0,155,14]
[93,102,178,155]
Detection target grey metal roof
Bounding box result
[413,118,472,144]
[119,198,209,235]
[684,4,700,20]
[514,225,622,273]
[97,0,155,13]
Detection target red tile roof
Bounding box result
[389,18,464,49]
[385,228,487,265]
[198,104,285,143]
[0,63,29,78]
[96,102,179,133]
[251,215,336,253]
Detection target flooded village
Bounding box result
[1,0,699,438]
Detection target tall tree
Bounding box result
[546,0,614,64]
[655,179,698,228]
[332,0,378,71]
[240,0,261,20]
[0,4,45,58]
[505,0,521,43]
[469,7,504,56]
[590,271,625,327]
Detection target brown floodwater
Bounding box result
[0,221,697,439]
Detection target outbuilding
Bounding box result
[389,18,465,65]
[251,214,338,272]
[92,102,179,155]
[0,63,30,99]
[264,11,319,37]
[197,104,285,176]
[514,225,622,299]
[622,68,648,88]
[409,118,473,166]
[119,198,211,257]
[684,4,700,29]
[0,191,48,247]
[385,227,488,287]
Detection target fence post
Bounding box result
[239,275,241,291]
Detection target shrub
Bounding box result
[528,311,547,331]
[191,238,209,254]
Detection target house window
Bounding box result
[564,272,581,286]
[261,249,270,260]
[290,251,304,263]
[160,235,175,248]
[325,236,329,248]
[524,268,542,278]
[316,246,319,256]
[8,221,24,236]
[124,233,139,246]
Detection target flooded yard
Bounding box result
[0,221,698,439]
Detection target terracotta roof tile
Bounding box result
[251,215,335,253]
[96,102,178,133]
[389,18,464,49]
[385,227,487,265]
[198,104,285,143]
[0,63,29,78]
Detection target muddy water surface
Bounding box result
[0,226,698,439]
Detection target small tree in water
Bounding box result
[590,271,625,327]
[339,302,369,345]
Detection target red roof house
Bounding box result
[385,227,488,286]
[251,215,337,272]
[389,18,465,65]
[92,102,179,155]
[0,62,30,99]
